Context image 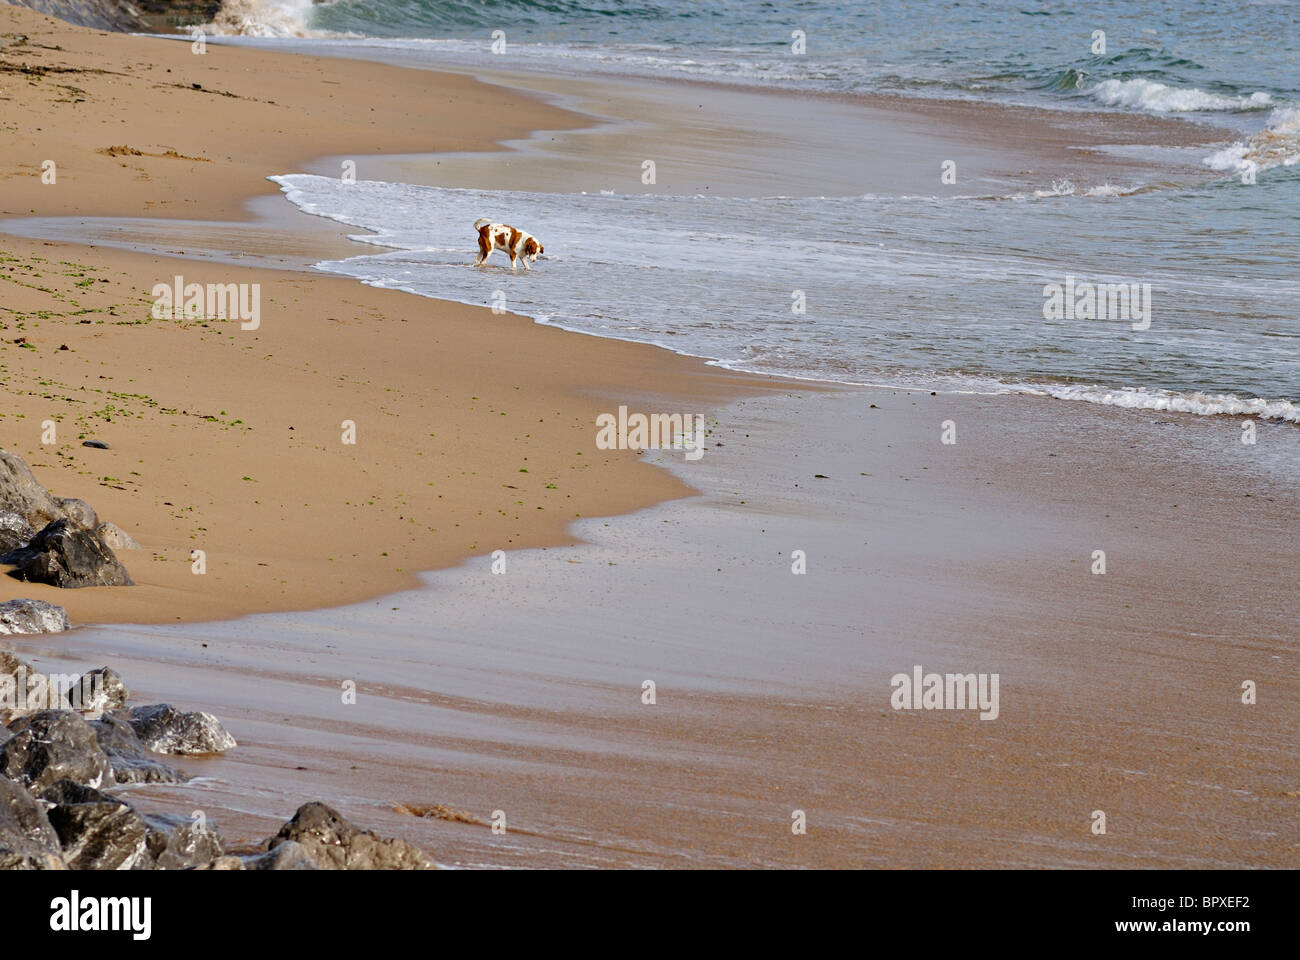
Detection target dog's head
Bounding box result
[525,237,544,261]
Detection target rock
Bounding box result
[94,522,141,551]
[142,812,224,870]
[69,667,129,715]
[80,441,110,450]
[0,650,40,725]
[89,713,189,785]
[127,703,235,755]
[0,450,65,554]
[58,498,98,530]
[244,839,320,870]
[2,518,134,588]
[0,775,65,870]
[0,710,113,793]
[0,598,71,635]
[267,802,435,870]
[40,780,151,870]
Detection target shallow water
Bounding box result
[270,165,1300,421]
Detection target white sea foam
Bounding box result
[1202,107,1300,176]
[1088,78,1273,113]
[207,0,318,37]
[1021,384,1300,422]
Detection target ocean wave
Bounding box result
[208,0,319,37]
[1087,77,1274,113]
[1202,107,1300,176]
[1020,383,1299,423]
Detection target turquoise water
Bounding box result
[239,0,1300,119]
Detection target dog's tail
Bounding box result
[473,218,492,230]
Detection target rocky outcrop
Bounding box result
[127,703,236,755]
[0,710,113,793]
[3,519,134,588]
[0,598,70,635]
[0,449,135,586]
[266,802,435,870]
[0,655,436,871]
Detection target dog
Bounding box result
[473,218,544,270]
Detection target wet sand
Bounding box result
[10,389,1296,867]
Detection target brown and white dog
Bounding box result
[473,218,544,270]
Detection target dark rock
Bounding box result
[89,713,188,784]
[3,518,134,588]
[41,780,151,870]
[267,801,434,870]
[0,449,64,553]
[0,775,64,870]
[58,498,98,529]
[142,812,224,869]
[244,839,319,870]
[0,710,113,793]
[127,703,235,755]
[80,441,110,450]
[0,598,71,635]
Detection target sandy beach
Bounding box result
[0,3,1295,873]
